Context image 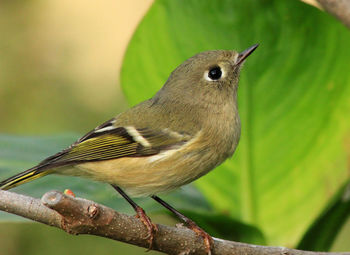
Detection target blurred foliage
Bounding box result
[297,181,350,251]
[121,0,350,247]
[176,210,266,245]
[0,0,128,135]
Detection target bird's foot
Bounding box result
[135,206,158,250]
[186,220,213,255]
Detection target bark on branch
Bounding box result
[0,190,349,255]
[316,0,350,29]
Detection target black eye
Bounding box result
[208,66,222,80]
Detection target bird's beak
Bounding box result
[236,44,259,66]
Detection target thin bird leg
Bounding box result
[151,195,213,254]
[111,185,158,249]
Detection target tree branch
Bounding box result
[0,190,349,255]
[316,0,350,29]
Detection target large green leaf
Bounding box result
[174,210,266,245]
[121,0,350,246]
[297,180,350,251]
[0,134,211,220]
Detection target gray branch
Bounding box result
[316,0,350,29]
[0,190,349,255]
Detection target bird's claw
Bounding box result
[135,206,158,250]
[187,220,213,255]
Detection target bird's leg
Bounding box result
[111,185,158,249]
[151,195,213,255]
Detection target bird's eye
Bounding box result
[207,66,222,81]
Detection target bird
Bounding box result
[0,44,258,254]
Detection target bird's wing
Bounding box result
[37,118,191,168]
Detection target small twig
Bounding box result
[301,0,322,9]
[0,190,349,255]
[316,0,350,29]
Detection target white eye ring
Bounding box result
[204,66,225,81]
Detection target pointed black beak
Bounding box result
[236,44,259,66]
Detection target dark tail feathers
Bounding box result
[0,166,51,190]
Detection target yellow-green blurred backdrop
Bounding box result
[0,1,166,254]
[0,0,154,135]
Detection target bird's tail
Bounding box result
[0,166,51,190]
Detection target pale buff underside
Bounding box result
[60,131,226,197]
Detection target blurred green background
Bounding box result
[0,1,159,254]
[1,0,350,254]
[0,0,154,135]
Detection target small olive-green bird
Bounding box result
[0,44,258,253]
